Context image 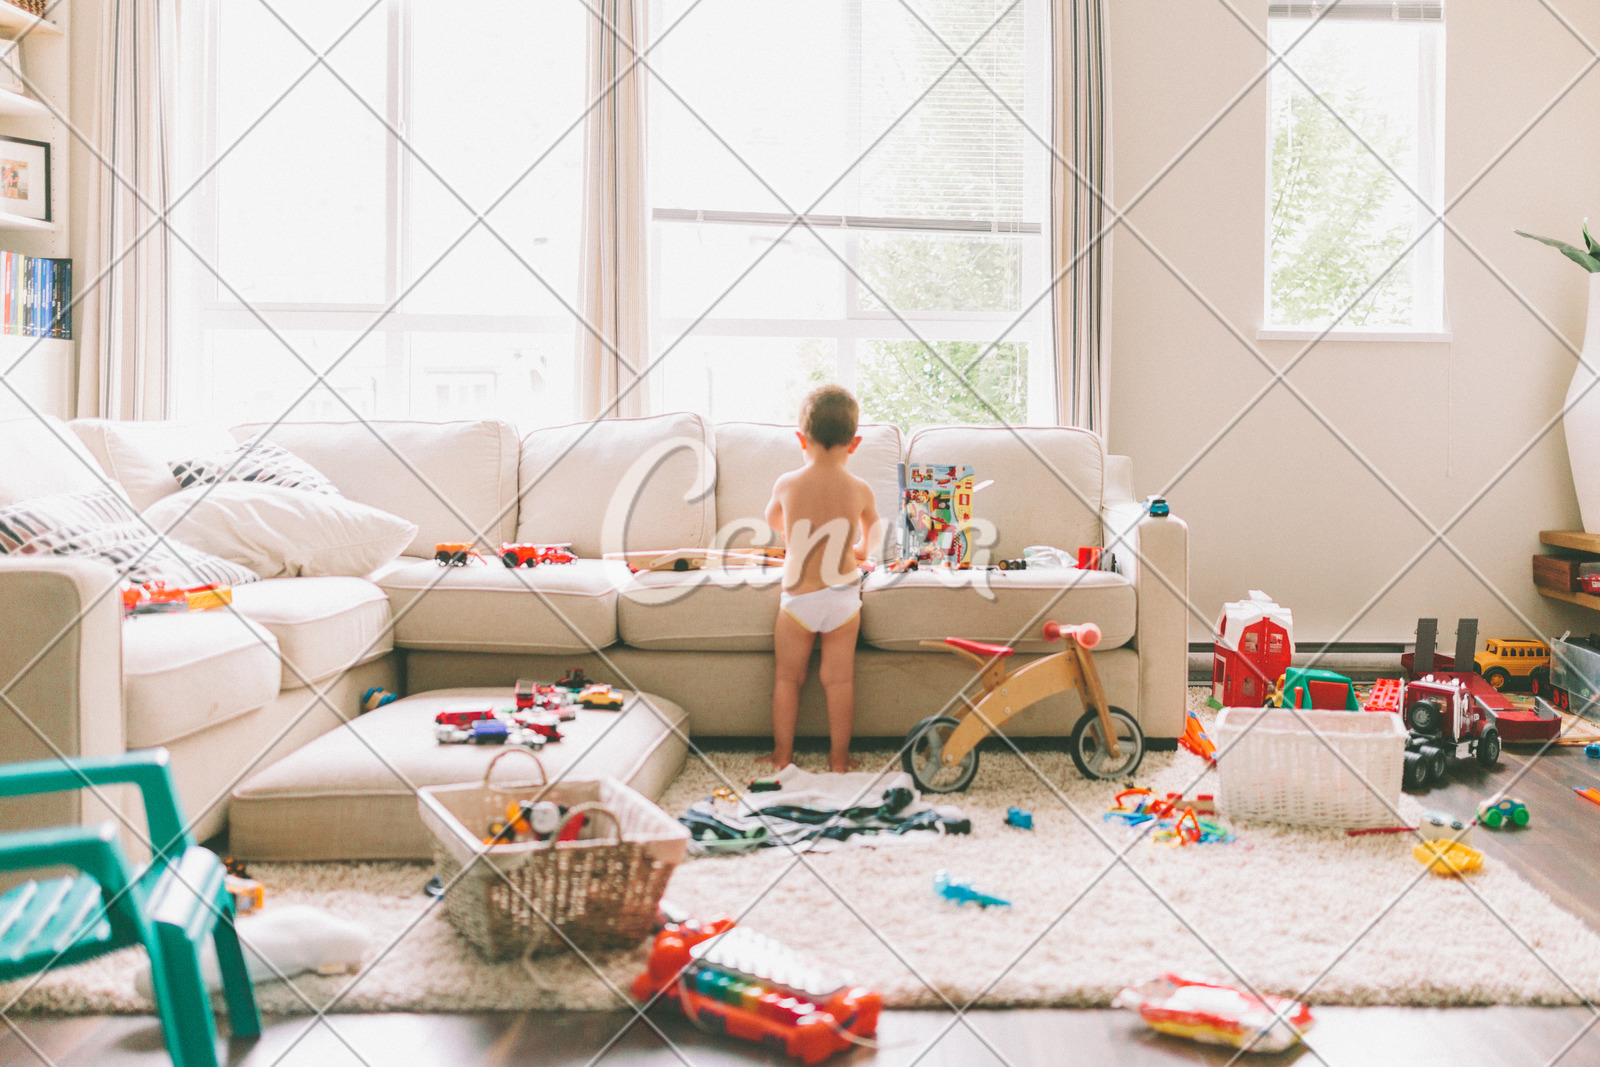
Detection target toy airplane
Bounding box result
[933,869,1010,908]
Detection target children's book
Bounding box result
[898,463,975,566]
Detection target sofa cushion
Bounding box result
[122,610,282,748]
[232,420,521,559]
[859,567,1135,653]
[617,567,784,651]
[228,687,689,860]
[68,420,235,512]
[372,557,627,653]
[0,415,109,508]
[713,422,901,552]
[516,413,715,558]
[904,425,1105,560]
[229,577,393,689]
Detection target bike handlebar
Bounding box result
[1042,621,1101,649]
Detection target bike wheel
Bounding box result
[1070,706,1145,780]
[902,715,979,793]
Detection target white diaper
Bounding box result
[780,583,862,634]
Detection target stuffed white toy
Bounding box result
[135,905,371,998]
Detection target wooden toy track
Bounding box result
[901,621,1145,792]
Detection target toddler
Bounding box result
[762,385,882,772]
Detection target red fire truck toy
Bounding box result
[633,920,881,1065]
[499,542,576,568]
[1402,675,1501,791]
[435,707,498,729]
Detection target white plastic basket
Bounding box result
[1213,707,1406,829]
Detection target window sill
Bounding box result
[1256,328,1453,343]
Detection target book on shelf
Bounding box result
[0,249,70,338]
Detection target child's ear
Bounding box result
[847,435,863,455]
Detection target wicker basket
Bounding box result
[417,750,688,961]
[1213,707,1406,828]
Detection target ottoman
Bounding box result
[227,687,689,861]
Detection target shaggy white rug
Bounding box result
[7,696,1600,1015]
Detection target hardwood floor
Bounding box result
[4,744,1598,1067]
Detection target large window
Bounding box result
[171,0,587,426]
[647,0,1055,427]
[1266,2,1444,334]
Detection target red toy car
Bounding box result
[435,707,497,728]
[1581,573,1600,595]
[499,542,576,568]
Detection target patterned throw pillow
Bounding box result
[0,485,261,587]
[169,438,340,496]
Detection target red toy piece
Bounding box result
[1363,677,1404,713]
[1179,709,1216,762]
[435,707,498,728]
[1209,591,1293,709]
[499,542,576,568]
[633,921,881,1065]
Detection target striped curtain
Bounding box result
[76,0,174,420]
[576,0,649,420]
[1050,0,1111,434]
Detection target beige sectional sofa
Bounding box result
[0,411,1188,846]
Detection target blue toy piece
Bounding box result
[934,869,1010,908]
[472,719,509,744]
[1587,742,1600,759]
[1005,806,1033,830]
[0,750,260,1067]
[1146,495,1170,517]
[1477,795,1530,829]
[361,686,397,712]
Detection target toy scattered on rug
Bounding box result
[1005,806,1033,830]
[223,858,264,915]
[134,905,371,997]
[1414,838,1484,877]
[121,580,232,616]
[1477,796,1529,829]
[1400,675,1504,792]
[361,686,397,713]
[1363,676,1404,713]
[1105,788,1233,847]
[1209,590,1293,709]
[1179,709,1216,762]
[679,765,968,854]
[1271,667,1359,710]
[1405,619,1558,743]
[633,919,881,1065]
[934,869,1010,909]
[1112,973,1313,1054]
[1419,810,1474,846]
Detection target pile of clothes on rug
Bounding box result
[678,765,971,855]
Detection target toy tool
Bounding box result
[1574,786,1600,808]
[934,870,1010,908]
[632,921,880,1065]
[901,620,1144,793]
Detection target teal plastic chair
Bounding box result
[0,749,260,1067]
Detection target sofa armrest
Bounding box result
[0,557,125,838]
[1101,497,1189,739]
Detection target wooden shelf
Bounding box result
[1541,530,1600,555]
[0,87,47,118]
[1539,586,1600,611]
[0,6,60,37]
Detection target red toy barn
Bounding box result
[1211,591,1294,707]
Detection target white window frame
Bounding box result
[1259,1,1448,343]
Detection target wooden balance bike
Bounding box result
[901,620,1145,792]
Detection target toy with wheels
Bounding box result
[901,621,1144,792]
[1477,795,1529,829]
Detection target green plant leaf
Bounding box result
[1586,218,1598,256]
[1517,229,1600,272]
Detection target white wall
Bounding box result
[1108,0,1600,646]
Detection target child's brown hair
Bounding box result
[799,384,859,449]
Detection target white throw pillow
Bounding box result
[169,437,341,496]
[0,485,260,587]
[69,419,238,512]
[143,484,418,579]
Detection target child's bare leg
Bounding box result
[819,614,861,772]
[765,611,815,769]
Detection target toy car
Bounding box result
[555,668,590,691]
[1588,742,1600,758]
[1477,795,1529,829]
[1474,637,1550,691]
[1401,675,1501,791]
[577,683,624,709]
[499,542,576,568]
[435,707,497,728]
[434,542,484,566]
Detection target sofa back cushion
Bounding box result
[69,420,237,512]
[232,420,520,558]
[516,413,715,558]
[713,422,903,552]
[904,425,1105,559]
[0,415,109,507]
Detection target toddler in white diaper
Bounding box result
[762,384,882,773]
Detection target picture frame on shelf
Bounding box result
[0,37,22,95]
[0,134,47,221]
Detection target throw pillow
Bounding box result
[0,485,260,588]
[142,484,419,579]
[169,438,340,496]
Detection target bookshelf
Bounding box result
[1535,531,1600,612]
[0,5,60,39]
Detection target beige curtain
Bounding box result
[576,0,649,420]
[1050,0,1111,435]
[75,0,174,420]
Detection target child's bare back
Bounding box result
[771,463,875,595]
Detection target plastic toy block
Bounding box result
[1005,807,1033,830]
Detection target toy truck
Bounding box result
[1401,675,1501,791]
[434,542,484,566]
[499,542,576,568]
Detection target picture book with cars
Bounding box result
[898,463,975,566]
